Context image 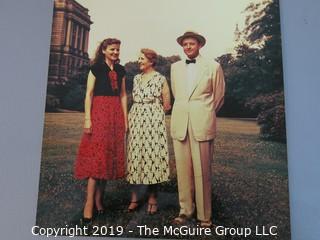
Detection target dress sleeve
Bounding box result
[155,75,166,97]
[122,65,126,75]
[117,64,126,79]
[132,74,139,90]
[90,63,98,78]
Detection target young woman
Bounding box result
[126,48,171,214]
[74,38,128,224]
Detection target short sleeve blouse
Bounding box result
[90,62,126,96]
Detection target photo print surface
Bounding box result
[35,0,290,239]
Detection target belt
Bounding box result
[133,99,160,104]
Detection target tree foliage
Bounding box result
[246,91,286,142]
[218,0,286,141]
[45,94,60,112]
[46,65,89,112]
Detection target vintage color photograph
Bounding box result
[36,0,290,239]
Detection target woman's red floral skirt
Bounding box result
[74,96,125,180]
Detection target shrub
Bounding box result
[61,84,86,111]
[45,94,60,112]
[246,91,286,142]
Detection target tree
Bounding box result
[45,64,89,112]
[246,91,286,142]
[217,0,286,141]
[61,64,89,111]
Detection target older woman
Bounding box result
[74,38,128,224]
[126,48,171,214]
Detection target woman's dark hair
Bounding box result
[141,48,158,66]
[91,38,121,65]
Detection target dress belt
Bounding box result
[133,99,160,104]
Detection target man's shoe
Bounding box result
[199,220,215,228]
[172,214,191,225]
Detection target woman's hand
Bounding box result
[163,103,171,112]
[83,71,95,135]
[84,119,92,134]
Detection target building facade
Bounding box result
[48,0,92,85]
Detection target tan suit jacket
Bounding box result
[170,56,225,141]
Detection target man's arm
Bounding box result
[213,63,225,113]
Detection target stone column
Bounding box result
[84,29,89,53]
[79,26,84,52]
[65,18,71,47]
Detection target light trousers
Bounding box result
[173,122,214,222]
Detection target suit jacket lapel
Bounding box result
[188,56,207,99]
[177,62,189,99]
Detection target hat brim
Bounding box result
[177,33,206,46]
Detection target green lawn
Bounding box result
[36,113,290,239]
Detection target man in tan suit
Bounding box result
[170,31,225,227]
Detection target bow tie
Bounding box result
[186,59,196,64]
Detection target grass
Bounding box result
[36,113,290,239]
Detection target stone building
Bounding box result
[48,0,92,85]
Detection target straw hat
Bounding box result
[177,31,206,46]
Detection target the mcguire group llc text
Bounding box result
[137,225,277,237]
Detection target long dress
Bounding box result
[74,62,126,180]
[126,71,170,184]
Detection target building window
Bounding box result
[77,27,81,50]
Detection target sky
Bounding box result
[76,0,259,64]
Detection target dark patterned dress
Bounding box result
[74,62,126,180]
[126,72,170,184]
